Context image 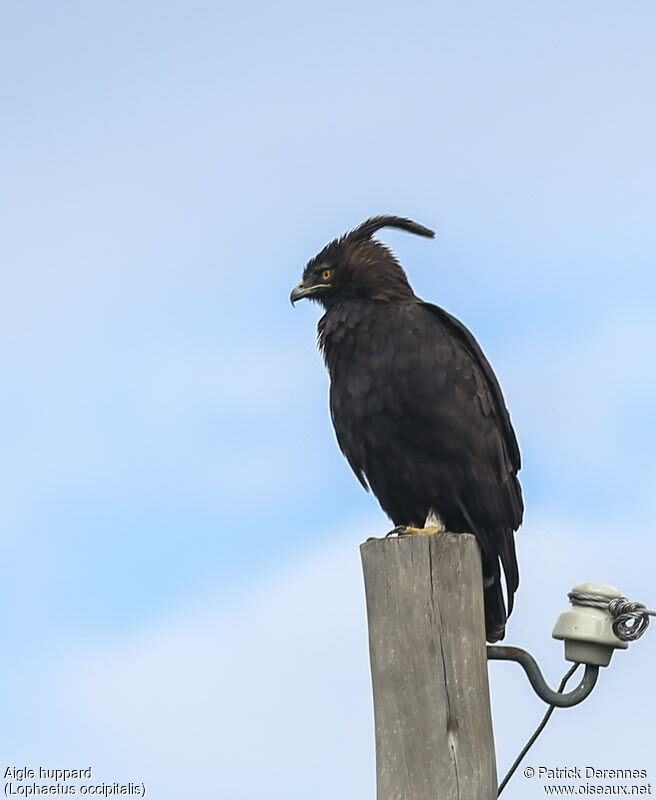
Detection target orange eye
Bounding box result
[321,269,332,281]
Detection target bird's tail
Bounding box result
[482,527,519,642]
[483,564,507,643]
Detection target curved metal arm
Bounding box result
[487,645,599,707]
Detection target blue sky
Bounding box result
[2,2,655,797]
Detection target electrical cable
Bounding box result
[497,662,580,796]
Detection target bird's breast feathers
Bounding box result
[321,301,460,405]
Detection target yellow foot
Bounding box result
[386,524,444,537]
[402,525,443,535]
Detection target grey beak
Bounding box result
[290,281,307,305]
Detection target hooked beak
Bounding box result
[290,280,329,305]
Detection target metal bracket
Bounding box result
[487,645,599,707]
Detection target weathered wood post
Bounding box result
[360,532,497,800]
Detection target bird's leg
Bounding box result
[388,510,446,537]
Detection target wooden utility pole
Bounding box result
[360,532,497,800]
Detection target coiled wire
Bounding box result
[568,591,656,641]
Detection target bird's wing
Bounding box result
[413,301,523,613]
[379,301,523,535]
[420,301,521,473]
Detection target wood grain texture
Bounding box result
[360,532,497,800]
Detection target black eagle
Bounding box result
[290,216,523,642]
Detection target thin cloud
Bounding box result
[15,513,653,800]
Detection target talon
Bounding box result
[386,526,406,537]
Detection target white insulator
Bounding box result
[552,581,629,667]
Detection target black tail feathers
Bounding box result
[482,532,519,642]
[483,567,508,643]
[497,527,519,617]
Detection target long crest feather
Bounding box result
[346,215,435,243]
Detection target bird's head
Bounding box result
[290,215,435,309]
